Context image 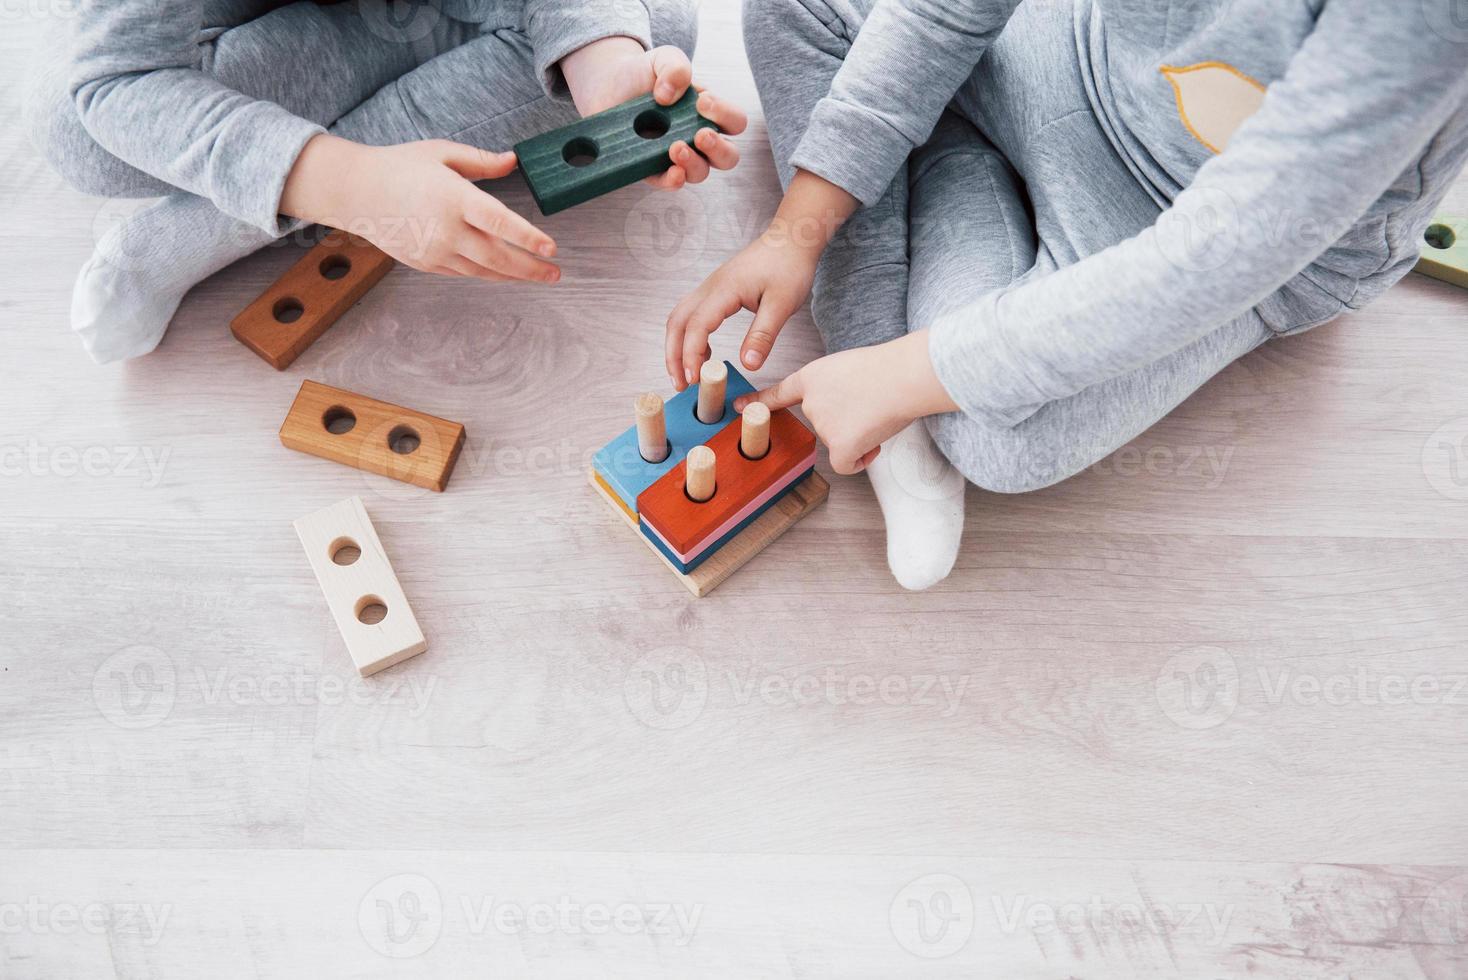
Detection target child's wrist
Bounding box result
[893,330,961,419]
[560,36,647,116]
[280,134,369,224]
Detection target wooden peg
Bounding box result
[740,401,770,459]
[686,445,716,502]
[635,392,669,463]
[696,360,728,425]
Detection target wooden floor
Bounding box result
[3,6,1467,979]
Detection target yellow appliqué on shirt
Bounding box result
[1160,62,1267,154]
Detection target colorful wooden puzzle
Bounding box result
[279,380,466,492]
[1417,216,1468,290]
[232,230,394,370]
[589,361,829,597]
[514,89,720,215]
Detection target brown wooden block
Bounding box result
[279,380,466,492]
[231,232,394,370]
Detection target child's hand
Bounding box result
[560,37,746,190]
[282,135,559,283]
[664,234,819,389]
[735,332,960,475]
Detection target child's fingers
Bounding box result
[695,92,748,136]
[739,291,799,370]
[671,142,711,184]
[437,143,519,181]
[681,291,742,386]
[855,446,882,472]
[458,226,560,283]
[444,256,513,282]
[650,46,693,103]
[643,166,687,191]
[693,129,740,171]
[735,371,806,414]
[464,192,557,258]
[665,288,706,386]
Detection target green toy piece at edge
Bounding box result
[1416,216,1468,291]
[513,89,721,216]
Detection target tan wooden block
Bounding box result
[294,496,426,676]
[590,467,829,597]
[279,380,466,492]
[231,231,394,370]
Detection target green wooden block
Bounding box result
[514,89,719,216]
[1416,216,1468,291]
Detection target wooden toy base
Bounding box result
[590,467,829,598]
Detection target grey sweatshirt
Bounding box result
[790,0,1468,426]
[66,0,655,234]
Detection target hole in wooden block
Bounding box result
[388,425,421,455]
[355,595,388,625]
[684,484,717,504]
[273,297,305,323]
[633,108,671,140]
[322,406,357,435]
[642,439,673,465]
[329,536,361,566]
[562,136,599,168]
[319,254,352,280]
[1426,223,1456,251]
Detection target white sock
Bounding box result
[866,420,966,590]
[73,194,275,363]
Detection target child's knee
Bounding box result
[925,412,1091,494]
[26,59,149,198]
[646,0,698,58]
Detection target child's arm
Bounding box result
[68,0,326,236]
[664,0,1022,383]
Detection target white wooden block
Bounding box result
[293,496,426,676]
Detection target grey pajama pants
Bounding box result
[28,0,696,220]
[745,0,1273,494]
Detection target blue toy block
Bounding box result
[591,361,755,516]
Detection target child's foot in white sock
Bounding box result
[866,421,966,590]
[73,194,274,363]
